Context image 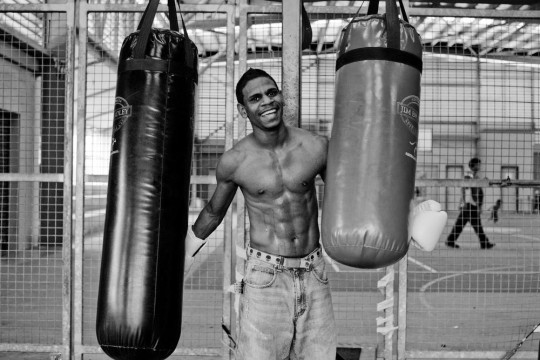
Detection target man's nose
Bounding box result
[261,94,273,104]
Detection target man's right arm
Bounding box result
[192,152,239,239]
[184,179,237,261]
[192,178,238,239]
[184,152,239,275]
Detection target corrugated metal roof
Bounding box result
[1,1,538,58]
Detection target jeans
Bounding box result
[236,253,336,360]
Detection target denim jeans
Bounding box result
[236,253,336,360]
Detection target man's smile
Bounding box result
[260,108,278,117]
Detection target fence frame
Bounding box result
[0,2,76,360]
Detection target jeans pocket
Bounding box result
[312,261,329,284]
[244,263,276,288]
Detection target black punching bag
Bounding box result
[96,0,198,359]
[322,0,422,268]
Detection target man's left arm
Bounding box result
[318,135,329,183]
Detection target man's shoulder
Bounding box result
[289,125,320,138]
[227,135,257,156]
[217,145,247,179]
[290,126,328,147]
[220,145,246,165]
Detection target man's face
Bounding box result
[471,162,481,172]
[237,76,283,131]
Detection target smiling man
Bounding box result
[184,68,336,359]
[183,67,448,358]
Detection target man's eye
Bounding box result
[268,90,277,97]
[249,96,260,102]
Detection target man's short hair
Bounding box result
[469,157,481,169]
[235,68,278,106]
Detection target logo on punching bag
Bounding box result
[111,97,132,155]
[113,97,132,132]
[396,95,419,136]
[397,95,419,162]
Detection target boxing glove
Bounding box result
[408,200,447,252]
[184,226,208,278]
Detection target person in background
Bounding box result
[445,157,495,249]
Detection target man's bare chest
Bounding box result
[234,152,318,196]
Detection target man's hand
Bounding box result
[408,200,448,252]
[184,226,208,279]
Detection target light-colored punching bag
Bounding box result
[322,0,423,269]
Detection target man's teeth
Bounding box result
[261,109,276,116]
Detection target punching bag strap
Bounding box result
[134,0,159,59]
[176,0,195,75]
[133,0,183,59]
[367,0,409,21]
[336,47,422,73]
[337,0,422,72]
[384,0,400,49]
[397,0,409,23]
[366,0,409,49]
[366,0,379,16]
[130,0,197,83]
[118,59,198,79]
[301,1,313,50]
[168,0,180,32]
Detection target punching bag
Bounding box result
[96,0,198,359]
[322,0,422,268]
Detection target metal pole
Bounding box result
[281,0,302,127]
[73,0,88,358]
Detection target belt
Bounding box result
[246,245,323,269]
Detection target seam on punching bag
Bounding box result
[336,47,422,73]
[151,66,173,340]
[326,244,406,252]
[120,58,197,80]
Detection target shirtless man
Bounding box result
[184,68,447,358]
[184,68,336,359]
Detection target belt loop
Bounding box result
[275,256,284,272]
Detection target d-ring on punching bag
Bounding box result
[96,0,198,359]
[322,0,423,268]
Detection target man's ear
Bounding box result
[237,103,247,118]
